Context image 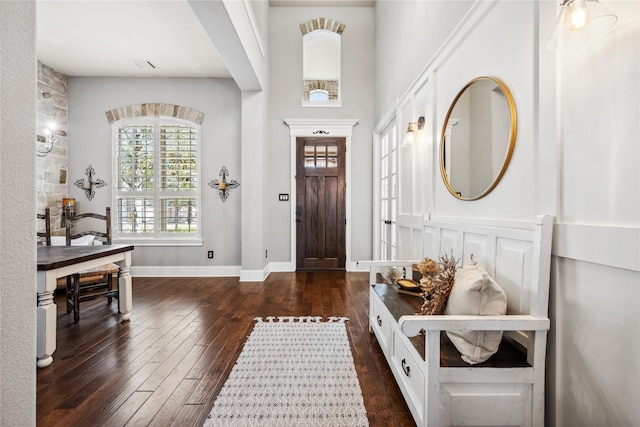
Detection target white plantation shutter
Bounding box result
[159,124,198,232]
[116,124,155,233]
[114,118,200,241]
[160,124,197,191]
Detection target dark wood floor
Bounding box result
[37,272,415,427]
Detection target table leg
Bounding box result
[36,271,57,368]
[118,252,132,321]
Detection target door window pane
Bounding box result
[304,144,339,168]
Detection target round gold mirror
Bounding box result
[440,76,516,200]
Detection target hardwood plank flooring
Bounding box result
[37,272,415,427]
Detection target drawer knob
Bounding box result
[401,358,411,377]
[376,315,382,326]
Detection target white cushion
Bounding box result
[50,235,96,246]
[445,262,507,364]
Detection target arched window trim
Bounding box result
[105,103,204,125]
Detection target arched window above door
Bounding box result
[300,18,345,108]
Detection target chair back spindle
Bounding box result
[65,206,111,245]
[37,207,52,246]
[62,205,117,322]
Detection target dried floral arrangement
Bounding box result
[416,252,460,315]
[384,266,401,285]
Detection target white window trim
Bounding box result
[300,99,343,108]
[111,117,203,246]
[113,237,203,246]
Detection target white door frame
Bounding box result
[283,118,359,271]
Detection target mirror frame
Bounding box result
[439,76,517,201]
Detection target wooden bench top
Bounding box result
[373,283,530,368]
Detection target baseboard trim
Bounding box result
[239,265,270,282]
[347,261,361,272]
[269,262,294,272]
[130,261,367,279]
[131,265,241,277]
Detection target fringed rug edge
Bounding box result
[254,316,349,323]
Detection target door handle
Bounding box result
[296,205,302,223]
[401,358,411,377]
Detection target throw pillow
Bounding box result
[445,261,507,364]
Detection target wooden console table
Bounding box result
[36,244,134,368]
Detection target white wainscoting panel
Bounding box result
[461,232,490,268]
[496,238,533,316]
[440,383,532,426]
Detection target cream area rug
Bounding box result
[204,316,369,426]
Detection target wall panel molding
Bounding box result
[553,223,640,272]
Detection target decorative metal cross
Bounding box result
[208,166,239,202]
[74,165,107,201]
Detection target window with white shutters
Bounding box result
[114,118,200,243]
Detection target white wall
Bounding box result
[374,1,639,425]
[0,1,37,425]
[189,0,270,279]
[268,6,375,266]
[432,1,539,218]
[374,0,474,120]
[67,77,242,273]
[551,2,639,425]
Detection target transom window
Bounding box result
[113,118,201,243]
[309,89,329,102]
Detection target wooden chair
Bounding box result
[37,207,51,246]
[64,206,119,322]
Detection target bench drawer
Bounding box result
[370,292,392,354]
[391,334,425,424]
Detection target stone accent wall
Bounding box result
[299,18,345,35]
[302,80,339,101]
[36,62,68,237]
[105,103,204,124]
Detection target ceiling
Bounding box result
[36,0,375,78]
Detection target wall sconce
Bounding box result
[208,166,239,202]
[547,0,617,50]
[74,165,107,201]
[402,116,425,147]
[36,123,58,157]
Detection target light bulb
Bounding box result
[402,125,416,147]
[569,0,589,30]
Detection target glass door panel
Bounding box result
[379,122,397,260]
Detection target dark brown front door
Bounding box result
[296,137,346,270]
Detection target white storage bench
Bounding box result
[358,215,553,427]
